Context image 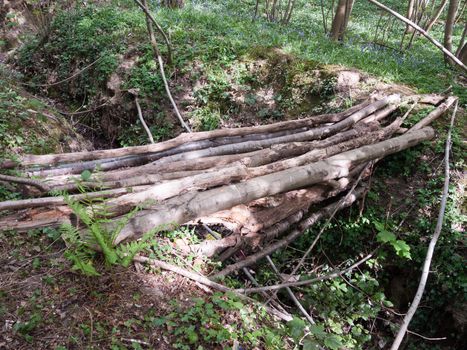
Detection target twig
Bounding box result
[22,56,104,88]
[266,255,315,324]
[134,97,155,144]
[390,100,458,350]
[121,338,151,346]
[235,252,374,293]
[133,255,293,321]
[0,174,50,193]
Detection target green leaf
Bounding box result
[303,338,320,350]
[324,334,343,350]
[309,324,326,338]
[80,169,92,181]
[392,240,412,259]
[376,229,396,243]
[288,317,306,341]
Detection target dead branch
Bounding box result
[390,100,458,350]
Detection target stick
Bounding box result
[212,187,365,278]
[390,100,458,350]
[266,256,315,324]
[0,174,50,193]
[133,255,293,322]
[367,0,467,72]
[134,97,155,144]
[235,253,374,293]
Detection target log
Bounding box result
[212,187,366,278]
[1,100,372,169]
[111,127,434,244]
[411,96,457,130]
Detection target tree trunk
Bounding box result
[162,0,184,8]
[425,0,448,32]
[444,0,460,63]
[330,0,348,40]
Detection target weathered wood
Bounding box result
[2,100,372,169]
[411,96,457,130]
[111,127,434,244]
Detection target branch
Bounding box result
[134,96,155,144]
[235,252,374,293]
[0,174,50,193]
[133,0,172,64]
[390,100,458,350]
[367,0,467,72]
[133,255,293,322]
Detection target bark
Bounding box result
[161,0,184,8]
[212,187,366,279]
[425,0,448,32]
[111,127,434,244]
[330,0,348,40]
[410,96,457,130]
[444,0,460,63]
[2,100,371,170]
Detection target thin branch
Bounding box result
[22,56,104,88]
[138,0,191,133]
[235,252,374,293]
[133,0,172,64]
[266,255,315,324]
[367,0,467,72]
[390,100,458,350]
[133,255,293,321]
[134,97,155,144]
[0,174,50,193]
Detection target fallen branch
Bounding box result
[0,174,50,193]
[235,252,374,293]
[390,100,458,350]
[133,255,293,321]
[212,187,365,279]
[367,0,467,72]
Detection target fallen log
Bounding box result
[1,99,373,169]
[111,127,434,244]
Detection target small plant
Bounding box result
[58,174,163,276]
[152,292,286,349]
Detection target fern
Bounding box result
[57,175,162,276]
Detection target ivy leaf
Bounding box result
[324,334,343,350]
[309,324,326,338]
[376,229,396,243]
[303,338,320,350]
[80,169,92,181]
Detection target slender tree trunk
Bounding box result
[406,0,417,32]
[444,0,460,63]
[162,0,184,8]
[425,0,448,32]
[330,0,348,40]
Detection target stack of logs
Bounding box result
[0,93,457,267]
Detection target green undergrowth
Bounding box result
[14,0,466,146]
